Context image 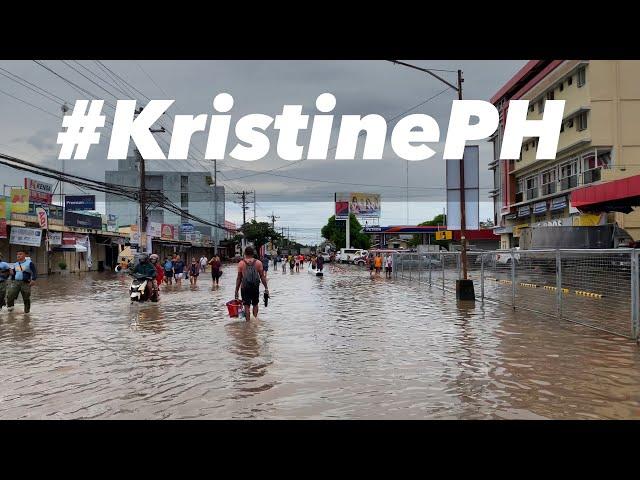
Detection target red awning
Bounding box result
[571,174,640,214]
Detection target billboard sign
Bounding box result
[149,222,162,238]
[0,196,8,220]
[335,195,350,220]
[65,195,96,211]
[349,192,381,218]
[161,224,175,240]
[446,145,480,230]
[9,227,42,247]
[25,178,53,204]
[0,219,6,239]
[64,211,102,229]
[180,223,195,233]
[10,188,29,214]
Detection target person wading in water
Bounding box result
[235,246,269,321]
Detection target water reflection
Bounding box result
[0,268,639,419]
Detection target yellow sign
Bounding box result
[434,230,452,241]
[513,224,529,238]
[574,213,603,227]
[0,196,8,220]
[10,188,29,214]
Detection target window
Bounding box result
[529,103,534,112]
[541,169,557,195]
[577,112,588,131]
[567,119,574,128]
[560,122,565,132]
[577,67,586,87]
[516,178,524,203]
[524,143,529,151]
[547,90,555,101]
[568,76,573,86]
[559,82,564,92]
[180,175,189,191]
[560,160,578,190]
[526,176,539,200]
[181,192,189,207]
[538,100,544,113]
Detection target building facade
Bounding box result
[489,60,640,248]
[105,155,225,247]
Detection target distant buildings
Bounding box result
[489,60,640,248]
[105,154,225,247]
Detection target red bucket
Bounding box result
[226,299,244,318]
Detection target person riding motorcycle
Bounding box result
[130,254,157,301]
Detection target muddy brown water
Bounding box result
[0,263,639,419]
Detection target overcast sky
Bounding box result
[0,60,526,243]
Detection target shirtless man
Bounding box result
[235,246,269,321]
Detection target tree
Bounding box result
[240,220,281,249]
[408,213,449,248]
[321,214,371,250]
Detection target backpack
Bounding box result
[242,259,261,288]
[164,260,172,271]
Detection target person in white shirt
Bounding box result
[199,255,208,273]
[385,254,393,279]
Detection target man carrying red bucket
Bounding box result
[231,246,269,321]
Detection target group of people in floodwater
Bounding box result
[274,253,324,273]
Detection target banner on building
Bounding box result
[149,222,162,238]
[161,224,175,240]
[63,232,77,245]
[10,188,29,214]
[107,214,117,232]
[36,207,48,229]
[550,196,568,212]
[518,205,531,217]
[0,196,8,220]
[180,223,195,233]
[9,227,42,247]
[65,195,96,211]
[533,201,548,215]
[0,219,6,239]
[446,145,480,231]
[49,231,62,246]
[25,178,53,204]
[64,211,102,229]
[29,203,64,220]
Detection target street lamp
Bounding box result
[388,60,474,300]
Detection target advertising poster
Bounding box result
[349,192,381,218]
[25,178,53,204]
[10,188,29,214]
[161,224,175,240]
[9,227,42,247]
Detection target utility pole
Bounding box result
[212,159,222,256]
[234,190,250,251]
[252,190,256,221]
[389,60,473,299]
[134,106,165,254]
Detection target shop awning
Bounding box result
[571,174,640,214]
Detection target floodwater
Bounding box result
[1,262,639,419]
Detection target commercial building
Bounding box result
[104,154,225,249]
[489,60,640,248]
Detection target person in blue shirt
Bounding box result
[0,252,11,311]
[7,250,37,313]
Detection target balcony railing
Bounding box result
[560,175,578,191]
[583,168,602,185]
[526,188,539,200]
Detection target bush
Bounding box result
[58,261,67,270]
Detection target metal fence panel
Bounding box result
[393,248,637,340]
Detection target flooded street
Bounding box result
[1,263,640,419]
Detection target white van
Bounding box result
[338,248,367,264]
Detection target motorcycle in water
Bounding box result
[129,272,158,302]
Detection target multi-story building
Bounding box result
[105,154,225,246]
[489,60,640,248]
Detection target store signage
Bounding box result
[550,196,567,211]
[65,195,96,211]
[36,207,48,229]
[533,201,548,215]
[49,231,62,245]
[64,211,102,229]
[25,178,53,204]
[9,227,42,247]
[517,205,531,217]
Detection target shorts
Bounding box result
[165,270,173,278]
[175,273,184,280]
[385,266,392,272]
[375,267,382,273]
[241,284,260,306]
[211,270,221,279]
